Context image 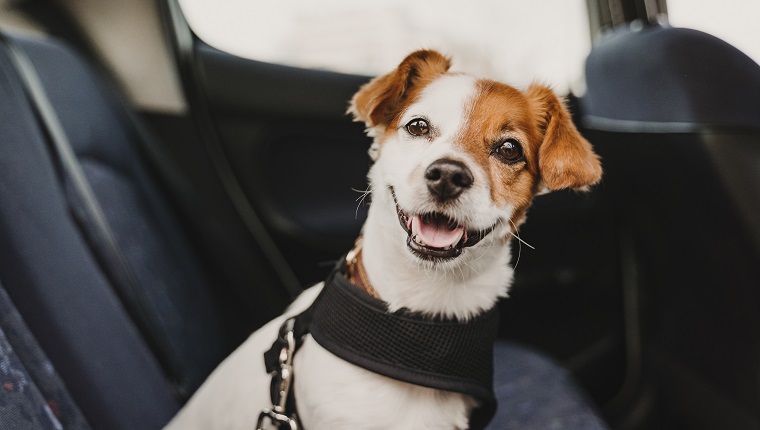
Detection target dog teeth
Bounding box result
[412,234,424,246]
[411,234,459,251]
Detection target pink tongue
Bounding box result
[411,216,465,248]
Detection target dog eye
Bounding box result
[493,139,524,164]
[405,118,430,136]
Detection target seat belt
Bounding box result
[101,82,303,310]
[0,279,92,430]
[0,33,186,394]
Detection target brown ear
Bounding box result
[348,50,452,127]
[526,84,602,191]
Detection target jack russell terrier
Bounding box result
[166,49,602,430]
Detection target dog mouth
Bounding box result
[391,188,495,261]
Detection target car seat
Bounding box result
[0,31,241,429]
[581,24,760,429]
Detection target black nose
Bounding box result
[424,159,474,202]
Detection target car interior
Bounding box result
[0,0,758,429]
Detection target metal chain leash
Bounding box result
[257,318,299,430]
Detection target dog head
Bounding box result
[349,50,601,266]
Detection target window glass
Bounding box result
[668,0,760,65]
[178,0,591,95]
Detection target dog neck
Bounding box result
[345,237,379,299]
[357,200,513,321]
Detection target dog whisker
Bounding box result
[507,219,535,250]
[351,187,371,198]
[508,219,535,272]
[467,238,494,265]
[352,187,372,219]
[463,260,481,277]
[457,264,467,288]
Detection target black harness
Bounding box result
[258,260,499,430]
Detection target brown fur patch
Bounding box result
[348,50,452,127]
[454,80,602,226]
[455,80,542,225]
[525,84,603,190]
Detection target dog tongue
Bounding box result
[411,216,465,249]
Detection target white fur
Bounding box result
[165,74,516,430]
[366,74,513,319]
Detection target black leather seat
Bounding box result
[581,25,760,429]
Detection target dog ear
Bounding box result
[349,50,451,127]
[526,84,602,192]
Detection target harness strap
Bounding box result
[261,260,498,430]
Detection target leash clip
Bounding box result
[256,408,298,430]
[257,318,299,430]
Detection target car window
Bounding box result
[667,0,760,65]
[178,0,591,95]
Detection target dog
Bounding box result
[165,49,602,430]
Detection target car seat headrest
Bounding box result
[581,25,760,132]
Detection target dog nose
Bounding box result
[425,159,473,201]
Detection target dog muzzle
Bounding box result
[391,188,497,261]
